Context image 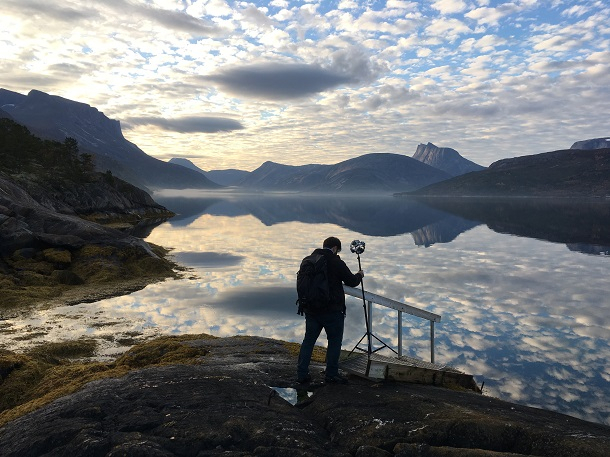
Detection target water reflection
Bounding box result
[1,195,608,426]
[155,192,481,242]
[415,197,610,255]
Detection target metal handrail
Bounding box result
[343,285,441,363]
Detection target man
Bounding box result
[297,236,364,384]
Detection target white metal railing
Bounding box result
[343,285,441,363]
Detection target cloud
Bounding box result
[204,63,352,100]
[137,5,223,35]
[465,3,523,26]
[431,0,468,15]
[3,0,98,21]
[127,116,245,133]
[204,46,385,100]
[4,0,224,36]
[238,5,276,28]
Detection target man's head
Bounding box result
[323,236,342,253]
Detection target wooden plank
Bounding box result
[340,354,480,392]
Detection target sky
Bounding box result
[2,0,609,171]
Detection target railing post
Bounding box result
[397,310,403,357]
[430,321,435,364]
[368,300,373,352]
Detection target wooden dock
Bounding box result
[340,285,479,392]
[340,353,480,392]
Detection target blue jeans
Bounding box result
[297,311,345,378]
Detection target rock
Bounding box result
[51,270,84,285]
[0,173,177,307]
[413,143,485,177]
[571,137,610,150]
[0,336,608,457]
[356,445,393,456]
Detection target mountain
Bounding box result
[0,117,172,224]
[238,153,451,193]
[413,142,485,176]
[571,137,610,150]
[168,157,249,186]
[206,169,250,186]
[403,148,610,198]
[168,157,206,173]
[0,89,219,191]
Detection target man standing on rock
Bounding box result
[297,236,364,384]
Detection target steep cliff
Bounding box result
[413,142,485,176]
[571,137,610,150]
[0,89,219,190]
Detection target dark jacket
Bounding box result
[310,248,362,314]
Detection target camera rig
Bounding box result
[350,239,365,255]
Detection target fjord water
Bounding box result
[3,193,610,425]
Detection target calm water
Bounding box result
[1,192,609,425]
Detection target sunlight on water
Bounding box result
[1,195,609,425]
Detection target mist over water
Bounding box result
[1,193,609,426]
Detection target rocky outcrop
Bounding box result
[0,336,608,456]
[8,172,173,223]
[0,174,157,254]
[0,174,177,307]
[571,137,610,150]
[413,143,485,177]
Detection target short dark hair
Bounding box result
[323,236,342,251]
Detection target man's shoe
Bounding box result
[297,374,311,384]
[325,374,349,384]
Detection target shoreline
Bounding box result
[0,241,184,314]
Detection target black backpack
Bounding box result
[295,253,330,315]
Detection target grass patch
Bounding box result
[0,333,217,427]
[282,341,327,364]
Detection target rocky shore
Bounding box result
[0,335,608,456]
[0,172,179,310]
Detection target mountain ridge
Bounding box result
[168,157,249,186]
[0,89,219,191]
[238,153,452,193]
[403,148,610,198]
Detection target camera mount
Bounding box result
[349,239,396,358]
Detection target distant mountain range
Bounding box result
[3,88,607,197]
[170,148,482,193]
[236,153,455,193]
[168,158,248,187]
[404,148,610,198]
[0,89,218,191]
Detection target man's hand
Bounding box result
[358,270,364,278]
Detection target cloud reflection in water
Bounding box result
[0,195,608,426]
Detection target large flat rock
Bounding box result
[1,336,609,456]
